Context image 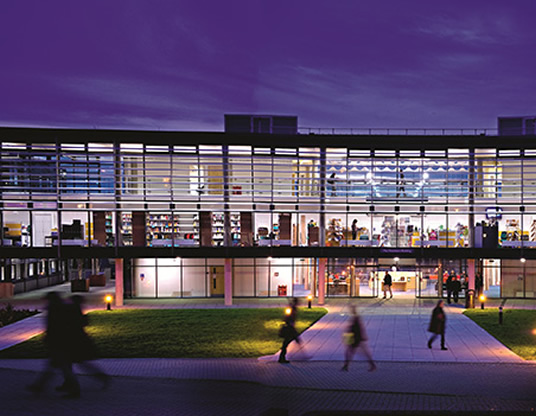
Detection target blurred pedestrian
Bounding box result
[58,295,109,394]
[427,300,448,351]
[341,305,376,372]
[278,297,303,364]
[26,292,80,397]
[382,271,393,299]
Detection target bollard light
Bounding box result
[479,294,486,310]
[307,294,313,309]
[499,306,503,324]
[105,294,113,311]
[285,307,292,316]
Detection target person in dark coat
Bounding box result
[446,270,456,304]
[26,292,79,397]
[382,271,393,299]
[341,305,376,372]
[427,300,448,350]
[451,277,462,304]
[56,295,109,395]
[475,273,483,296]
[278,297,302,363]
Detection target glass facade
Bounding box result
[1,128,536,298]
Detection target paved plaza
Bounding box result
[1,284,535,415]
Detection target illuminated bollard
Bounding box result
[307,294,313,309]
[105,295,113,311]
[479,294,486,310]
[499,306,503,324]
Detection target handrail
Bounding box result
[298,127,498,136]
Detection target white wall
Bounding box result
[133,258,156,297]
[156,258,181,297]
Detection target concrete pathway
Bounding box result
[261,299,526,364]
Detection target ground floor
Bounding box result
[3,256,533,300]
[128,257,534,300]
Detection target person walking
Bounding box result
[56,295,109,395]
[26,292,79,397]
[382,271,393,299]
[427,300,448,350]
[278,297,302,364]
[341,305,376,372]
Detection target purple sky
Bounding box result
[1,1,535,131]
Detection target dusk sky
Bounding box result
[1,1,535,131]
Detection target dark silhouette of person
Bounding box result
[56,295,109,395]
[451,277,461,304]
[446,270,455,304]
[382,271,393,299]
[278,297,301,364]
[341,305,376,372]
[351,219,358,240]
[427,300,448,350]
[475,273,483,296]
[26,292,79,397]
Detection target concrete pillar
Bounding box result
[224,258,232,306]
[318,258,326,305]
[115,258,124,306]
[467,259,475,291]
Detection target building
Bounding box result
[1,117,536,303]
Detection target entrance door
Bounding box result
[210,266,224,296]
[377,258,419,299]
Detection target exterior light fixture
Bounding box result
[394,257,400,262]
[499,306,503,324]
[307,294,313,308]
[521,258,526,263]
[268,256,273,262]
[105,295,113,311]
[479,294,486,309]
[285,307,292,316]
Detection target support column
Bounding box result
[115,258,124,306]
[467,259,475,291]
[224,258,232,306]
[318,258,327,305]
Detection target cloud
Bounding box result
[416,14,517,46]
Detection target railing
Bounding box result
[298,127,498,136]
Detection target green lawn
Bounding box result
[0,308,327,359]
[463,309,536,360]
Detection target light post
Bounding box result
[479,294,486,310]
[105,294,113,311]
[307,294,313,309]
